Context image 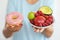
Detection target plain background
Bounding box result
[0,0,60,40]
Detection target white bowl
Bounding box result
[30,16,54,29]
[30,23,53,32]
[30,23,53,29]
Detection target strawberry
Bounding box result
[48,15,53,23]
[48,15,53,18]
[37,11,42,15]
[48,18,53,22]
[34,16,46,24]
[38,23,42,27]
[46,20,51,25]
[45,23,48,26]
[34,22,39,26]
[37,11,44,15]
[42,23,46,27]
[30,20,34,24]
[35,13,39,17]
[44,15,49,19]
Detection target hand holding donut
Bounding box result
[6,23,22,32]
[3,12,23,38]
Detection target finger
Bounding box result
[34,28,40,32]
[17,24,23,27]
[13,24,23,32]
[39,28,42,30]
[39,28,45,32]
[19,24,23,27]
[32,26,42,32]
[35,29,40,32]
[5,24,9,28]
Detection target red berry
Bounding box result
[42,23,46,27]
[34,16,46,25]
[44,23,49,26]
[46,20,49,23]
[37,11,44,16]
[46,20,51,25]
[34,22,39,26]
[44,16,49,19]
[38,23,42,27]
[35,13,39,17]
[37,11,42,14]
[49,15,53,18]
[51,21,53,24]
[48,18,53,22]
[48,15,53,24]
[30,20,34,24]
[34,23,39,26]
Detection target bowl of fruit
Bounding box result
[28,6,54,31]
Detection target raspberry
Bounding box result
[38,23,42,27]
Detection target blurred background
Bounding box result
[0,0,60,40]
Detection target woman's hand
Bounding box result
[6,23,23,32]
[33,27,45,33]
[42,26,54,38]
[3,23,23,38]
[33,25,54,38]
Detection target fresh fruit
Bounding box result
[35,12,39,17]
[39,6,53,15]
[38,23,42,27]
[28,6,53,27]
[37,11,44,16]
[28,12,35,20]
[47,16,53,21]
[34,16,46,25]
[46,20,51,25]
[44,15,49,19]
[30,20,34,24]
[42,23,46,27]
[48,18,53,22]
[35,11,44,16]
[37,11,42,15]
[30,13,53,27]
[48,16,53,23]
[44,23,49,26]
[48,15,53,19]
[34,22,39,26]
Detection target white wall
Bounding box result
[0,0,13,40]
[50,0,60,40]
[0,0,60,40]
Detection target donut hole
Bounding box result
[12,16,18,19]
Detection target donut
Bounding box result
[6,12,23,25]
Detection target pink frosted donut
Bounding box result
[6,12,23,25]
